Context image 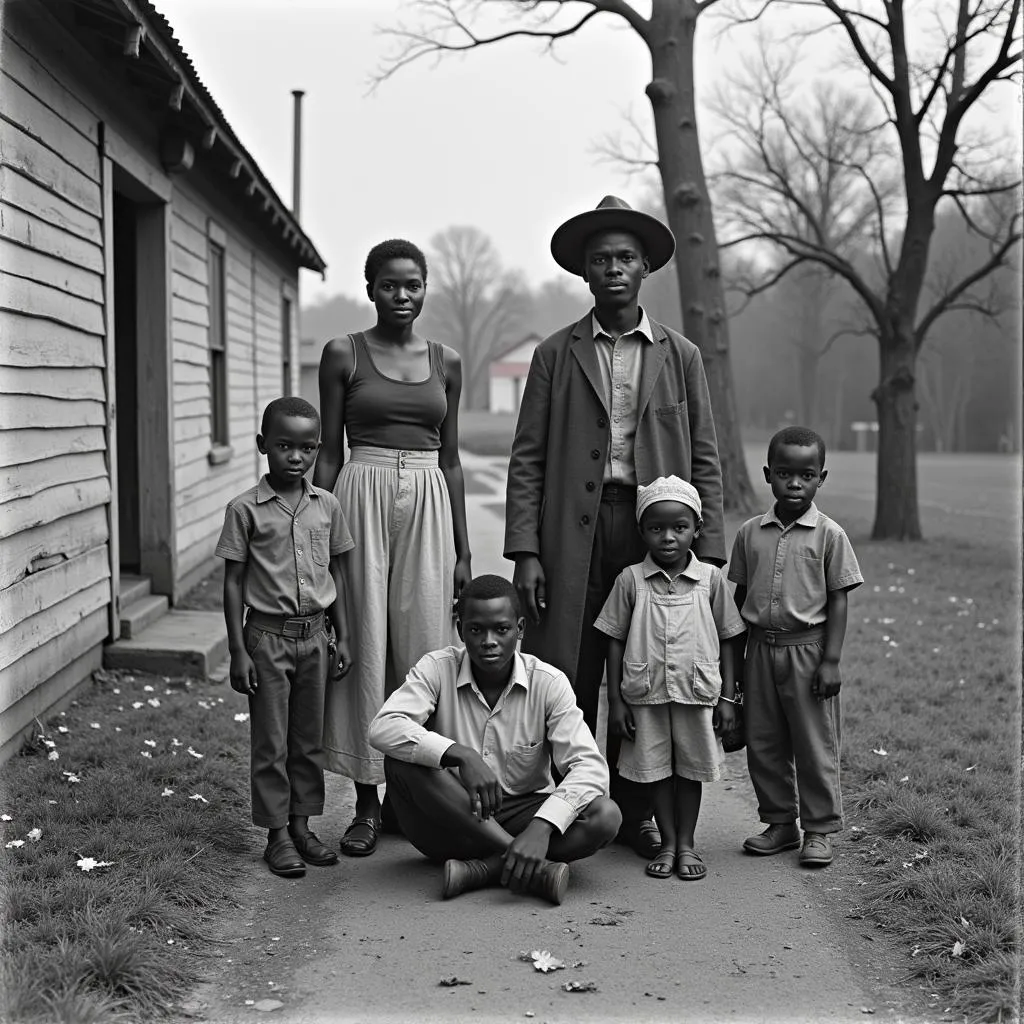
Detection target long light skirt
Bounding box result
[322,446,455,784]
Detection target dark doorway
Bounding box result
[112,191,140,572]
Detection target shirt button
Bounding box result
[591,449,600,459]
[297,548,303,556]
[668,663,676,671]
[586,481,595,491]
[580,515,590,526]
[597,417,607,428]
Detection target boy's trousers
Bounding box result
[744,627,843,834]
[245,617,330,829]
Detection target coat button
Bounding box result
[590,449,600,459]
[597,417,607,428]
[580,515,590,525]
[586,481,596,491]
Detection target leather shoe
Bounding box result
[742,823,801,856]
[615,819,661,859]
[799,831,833,867]
[443,855,503,899]
[290,829,338,866]
[263,838,305,877]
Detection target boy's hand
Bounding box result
[714,701,736,734]
[456,751,503,820]
[229,651,257,696]
[608,701,636,741]
[330,637,352,680]
[813,659,842,701]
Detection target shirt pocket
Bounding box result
[620,660,652,701]
[504,741,550,793]
[310,528,330,566]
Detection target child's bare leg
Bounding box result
[674,777,706,879]
[647,778,677,877]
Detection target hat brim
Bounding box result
[550,208,676,276]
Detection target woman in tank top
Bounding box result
[314,239,472,857]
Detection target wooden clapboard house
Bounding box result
[0,0,326,760]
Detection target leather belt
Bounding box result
[246,610,325,639]
[749,624,827,647]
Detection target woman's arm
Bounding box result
[438,346,472,595]
[312,336,353,492]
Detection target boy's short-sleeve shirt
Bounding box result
[215,476,354,616]
[727,502,863,631]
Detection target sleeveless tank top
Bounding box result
[343,332,448,451]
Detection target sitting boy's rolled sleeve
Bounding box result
[215,501,250,562]
[368,661,455,766]
[327,496,355,556]
[593,570,636,640]
[534,795,577,834]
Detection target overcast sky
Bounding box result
[166,0,1019,307]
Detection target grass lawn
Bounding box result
[0,668,253,1022]
[829,511,1020,1023]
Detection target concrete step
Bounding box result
[104,610,228,681]
[120,593,169,638]
[120,574,152,607]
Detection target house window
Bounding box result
[281,294,292,396]
[208,241,228,444]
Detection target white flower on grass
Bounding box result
[872,747,888,756]
[161,788,174,797]
[530,950,565,972]
[48,800,57,805]
[42,739,56,748]
[907,568,915,575]
[47,750,59,762]
[6,839,25,849]
[57,726,69,734]
[234,713,249,723]
[76,857,114,872]
[114,727,122,733]
[197,700,211,710]
[965,764,978,772]
[65,774,81,783]
[189,793,208,803]
[186,747,204,759]
[140,751,152,759]
[144,685,154,692]
[132,702,144,709]
[960,916,971,928]
[948,596,958,603]
[89,723,100,730]
[171,738,182,747]
[899,776,910,783]
[951,940,965,958]
[112,688,120,694]
[0,814,11,821]
[27,828,42,842]
[143,739,157,747]
[147,698,161,708]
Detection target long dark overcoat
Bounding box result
[503,314,725,679]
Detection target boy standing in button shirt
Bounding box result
[217,397,354,878]
[729,427,863,867]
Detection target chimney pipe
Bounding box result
[291,89,304,220]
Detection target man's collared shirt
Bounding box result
[727,502,864,631]
[215,475,354,616]
[590,307,654,486]
[368,647,610,834]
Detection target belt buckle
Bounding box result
[282,618,305,639]
[763,629,777,645]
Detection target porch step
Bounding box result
[120,574,152,607]
[104,610,228,681]
[120,593,169,638]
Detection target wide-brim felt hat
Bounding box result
[550,195,676,276]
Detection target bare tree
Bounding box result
[424,226,526,410]
[374,0,758,513]
[717,0,1021,539]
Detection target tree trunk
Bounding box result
[645,0,756,514]
[871,332,922,539]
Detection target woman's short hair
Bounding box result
[364,239,428,288]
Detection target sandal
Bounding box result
[339,816,380,858]
[675,850,707,881]
[645,848,676,879]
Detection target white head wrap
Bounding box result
[636,476,702,523]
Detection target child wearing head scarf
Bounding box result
[594,476,746,880]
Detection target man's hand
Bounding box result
[813,659,842,701]
[229,651,257,696]
[513,555,547,625]
[608,700,636,741]
[330,637,352,680]
[502,818,554,892]
[455,750,503,820]
[713,701,736,734]
[453,556,473,606]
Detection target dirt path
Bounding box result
[184,457,939,1024]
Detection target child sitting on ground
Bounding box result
[729,426,863,868]
[216,397,354,878]
[594,477,745,880]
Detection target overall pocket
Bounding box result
[689,661,723,706]
[505,741,550,792]
[620,661,652,701]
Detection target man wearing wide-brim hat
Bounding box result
[504,196,725,859]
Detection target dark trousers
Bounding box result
[572,484,651,825]
[384,757,619,863]
[246,623,329,828]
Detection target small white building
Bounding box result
[488,334,540,414]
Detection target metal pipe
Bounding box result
[291,89,304,219]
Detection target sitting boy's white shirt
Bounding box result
[368,646,609,834]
